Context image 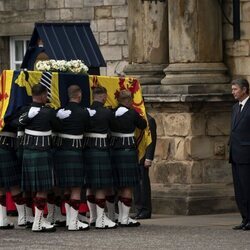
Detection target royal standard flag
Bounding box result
[0,70,151,161]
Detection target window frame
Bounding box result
[9,36,30,70]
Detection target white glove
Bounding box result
[56,108,72,119]
[87,108,96,117]
[28,107,41,119]
[115,107,128,117]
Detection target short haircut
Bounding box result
[117,89,132,103]
[92,86,107,96]
[31,84,47,96]
[68,85,82,99]
[231,78,249,94]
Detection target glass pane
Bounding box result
[15,41,24,61]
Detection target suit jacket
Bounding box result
[140,113,157,165]
[229,98,250,164]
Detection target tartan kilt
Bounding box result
[22,149,54,192]
[111,148,139,188]
[54,149,85,188]
[84,148,113,189]
[0,148,20,188]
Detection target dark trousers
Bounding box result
[133,165,152,214]
[232,163,250,222]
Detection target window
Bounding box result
[10,37,30,70]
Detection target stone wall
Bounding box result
[223,0,250,82]
[0,0,129,74]
[146,101,236,215]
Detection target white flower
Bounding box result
[35,59,89,74]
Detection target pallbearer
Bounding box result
[84,86,117,229]
[0,120,27,229]
[20,84,62,232]
[110,90,147,227]
[54,85,89,231]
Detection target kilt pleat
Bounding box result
[22,149,54,192]
[111,149,139,188]
[84,149,113,189]
[54,149,85,188]
[0,148,20,188]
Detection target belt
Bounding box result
[85,133,107,138]
[0,132,16,138]
[111,132,134,137]
[25,129,52,136]
[58,133,83,139]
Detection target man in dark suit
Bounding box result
[230,78,250,230]
[134,113,157,219]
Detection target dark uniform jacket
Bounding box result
[19,102,62,150]
[84,101,112,149]
[56,102,89,150]
[110,105,147,149]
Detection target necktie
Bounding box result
[236,103,242,121]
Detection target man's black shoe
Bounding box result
[243,222,250,230]
[233,222,247,230]
[134,212,151,220]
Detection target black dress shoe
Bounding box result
[243,222,250,231]
[134,212,151,220]
[233,222,247,230]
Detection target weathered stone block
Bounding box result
[29,0,45,9]
[45,9,60,20]
[95,6,112,18]
[112,6,128,18]
[122,45,128,59]
[223,23,233,40]
[46,0,64,9]
[0,12,21,24]
[206,112,231,136]
[154,161,192,184]
[225,40,250,57]
[242,2,250,22]
[201,160,232,184]
[108,31,128,45]
[73,8,94,20]
[191,161,203,184]
[240,22,250,40]
[150,113,165,136]
[0,1,4,11]
[99,32,108,45]
[60,9,73,20]
[4,0,28,11]
[83,0,104,6]
[21,10,45,22]
[115,18,127,31]
[97,19,115,31]
[65,0,83,8]
[0,23,34,36]
[106,60,128,76]
[172,137,187,161]
[226,57,250,77]
[190,113,206,136]
[186,136,214,160]
[154,137,171,161]
[163,113,191,137]
[90,20,98,32]
[92,32,99,44]
[100,45,122,60]
[104,0,126,5]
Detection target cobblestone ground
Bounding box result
[1,214,250,250]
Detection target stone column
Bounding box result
[145,0,236,215]
[123,0,168,84]
[161,0,229,86]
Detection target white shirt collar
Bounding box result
[239,96,250,109]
